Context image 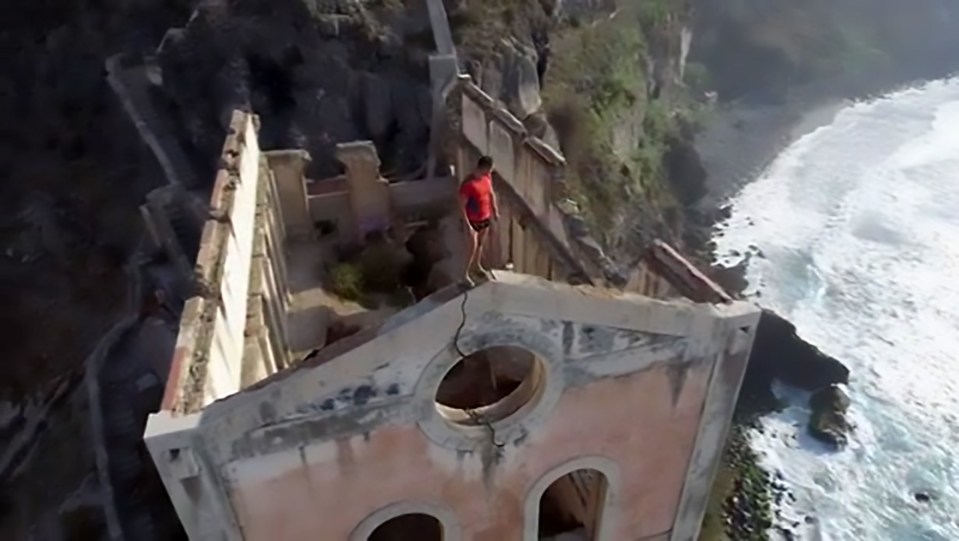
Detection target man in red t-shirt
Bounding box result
[458,155,499,283]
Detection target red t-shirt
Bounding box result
[459,173,493,222]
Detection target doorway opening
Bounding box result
[538,468,609,540]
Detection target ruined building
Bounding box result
[102,4,762,541]
[125,89,759,541]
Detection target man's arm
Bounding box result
[490,184,500,221]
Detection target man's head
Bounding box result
[476,155,494,174]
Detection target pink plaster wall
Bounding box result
[227,363,713,540]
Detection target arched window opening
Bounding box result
[434,345,545,426]
[538,468,609,540]
[368,513,443,541]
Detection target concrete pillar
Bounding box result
[336,141,391,244]
[427,54,460,184]
[264,150,313,240]
[143,413,243,540]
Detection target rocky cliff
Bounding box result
[156,0,445,180]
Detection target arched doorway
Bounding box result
[368,513,443,541]
[538,468,609,540]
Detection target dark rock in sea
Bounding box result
[808,384,852,448]
[914,491,937,503]
[744,310,851,397]
[708,257,750,297]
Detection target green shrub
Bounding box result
[638,0,672,29]
[328,262,364,302]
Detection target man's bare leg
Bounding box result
[464,225,478,284]
[475,228,491,278]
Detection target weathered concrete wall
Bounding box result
[306,174,455,244]
[264,150,312,240]
[160,111,263,415]
[243,159,293,384]
[146,273,760,540]
[455,78,616,286]
[639,241,732,304]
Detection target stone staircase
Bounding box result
[142,185,208,299]
[106,54,198,189]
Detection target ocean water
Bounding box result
[715,77,959,540]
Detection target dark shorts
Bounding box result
[469,219,491,232]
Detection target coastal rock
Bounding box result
[664,132,708,206]
[708,258,750,295]
[475,38,544,121]
[807,384,851,448]
[742,310,850,408]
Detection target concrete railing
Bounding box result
[454,77,732,302]
[454,77,620,286]
[160,111,263,415]
[639,240,732,304]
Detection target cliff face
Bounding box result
[157,0,445,180]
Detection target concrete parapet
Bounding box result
[642,241,732,304]
[160,110,262,415]
[455,77,623,286]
